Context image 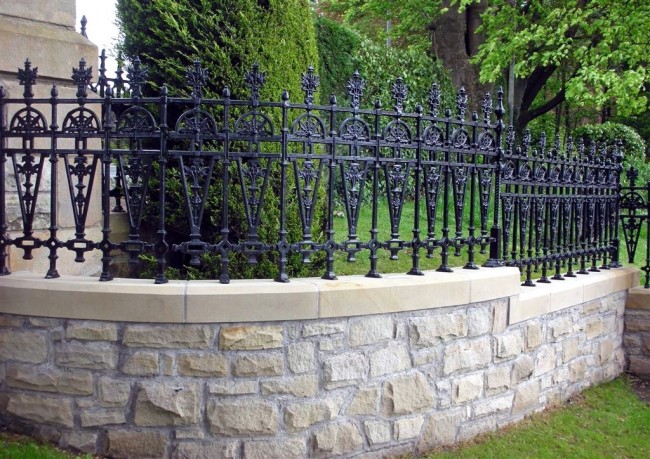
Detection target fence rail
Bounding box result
[0,56,632,285]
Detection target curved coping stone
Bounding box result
[0,267,639,323]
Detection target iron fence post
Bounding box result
[485,87,505,267]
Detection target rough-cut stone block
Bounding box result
[0,316,24,327]
[285,399,340,431]
[313,422,363,456]
[80,408,126,427]
[365,420,391,445]
[497,332,524,359]
[65,431,97,454]
[410,314,468,347]
[458,417,497,442]
[7,364,92,395]
[526,323,543,350]
[625,313,650,332]
[219,325,283,350]
[369,345,411,378]
[569,358,588,382]
[347,386,379,416]
[173,441,238,459]
[583,299,601,315]
[513,381,540,413]
[319,337,345,351]
[418,409,464,451]
[55,341,118,370]
[349,315,393,346]
[549,316,573,341]
[302,321,346,337]
[586,317,604,340]
[233,353,283,377]
[492,299,509,334]
[629,355,650,376]
[395,416,424,440]
[208,380,257,395]
[473,393,514,417]
[0,329,48,363]
[162,354,174,376]
[28,318,62,327]
[178,353,228,377]
[207,399,278,436]
[486,365,511,395]
[512,355,534,383]
[107,430,168,458]
[468,306,491,336]
[244,439,307,459]
[122,350,159,376]
[383,372,435,415]
[453,373,483,404]
[66,321,118,341]
[98,377,131,407]
[6,393,73,427]
[535,346,557,376]
[135,381,201,426]
[443,336,492,374]
[288,341,316,374]
[124,325,213,349]
[261,374,319,398]
[323,352,366,389]
[563,337,580,363]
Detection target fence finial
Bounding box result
[127,56,148,99]
[347,70,365,109]
[72,58,92,99]
[80,15,88,38]
[186,59,209,101]
[300,66,319,105]
[18,59,38,99]
[428,82,440,117]
[391,77,407,113]
[245,63,266,105]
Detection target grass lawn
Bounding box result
[0,433,91,459]
[423,376,650,459]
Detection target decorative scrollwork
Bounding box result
[72,58,93,99]
[175,109,218,136]
[245,63,266,105]
[9,108,47,133]
[481,92,492,123]
[451,128,470,148]
[126,56,148,98]
[339,118,370,142]
[477,132,495,150]
[116,106,157,134]
[186,59,209,100]
[234,112,274,137]
[301,66,320,104]
[18,59,38,98]
[347,71,365,109]
[456,87,468,120]
[391,77,407,112]
[62,107,101,134]
[291,113,325,139]
[384,120,411,144]
[429,83,441,117]
[422,124,444,147]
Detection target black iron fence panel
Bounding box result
[0,56,631,285]
[620,167,650,288]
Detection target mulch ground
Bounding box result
[629,373,650,404]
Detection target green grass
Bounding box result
[422,376,650,459]
[0,433,91,459]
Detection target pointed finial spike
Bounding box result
[80,15,88,38]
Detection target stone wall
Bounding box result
[624,287,650,376]
[0,291,627,458]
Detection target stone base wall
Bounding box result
[624,287,650,376]
[0,291,626,458]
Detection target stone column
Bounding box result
[1,0,102,275]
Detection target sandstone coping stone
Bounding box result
[106,430,168,459]
[54,341,118,370]
[6,393,74,427]
[233,352,284,377]
[219,325,283,350]
[207,399,279,436]
[0,329,48,363]
[177,352,228,377]
[124,325,213,348]
[313,422,363,456]
[6,364,93,395]
[134,381,201,427]
[383,372,435,415]
[349,315,394,346]
[244,438,307,459]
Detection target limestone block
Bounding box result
[468,305,491,336]
[513,381,540,413]
[569,358,588,382]
[0,315,24,327]
[173,441,238,459]
[443,336,492,374]
[124,325,213,349]
[6,393,73,427]
[319,337,345,351]
[473,393,514,417]
[162,353,174,375]
[549,316,573,341]
[365,420,391,445]
[583,299,601,315]
[349,315,394,346]
[313,422,363,456]
[623,334,642,353]
[244,439,307,459]
[65,431,97,455]
[261,374,319,398]
[208,399,279,436]
[98,377,131,407]
[369,345,411,378]
[643,334,650,352]
[492,299,509,334]
[383,372,435,415]
[563,337,580,363]
[436,379,452,409]
[497,332,524,359]
[178,353,228,377]
[80,408,126,427]
[525,323,543,350]
[0,329,48,363]
[107,430,168,459]
[629,355,650,376]
[535,346,557,376]
[134,381,201,426]
[413,349,439,366]
[66,321,118,341]
[288,341,316,374]
[625,312,650,332]
[233,352,283,377]
[28,318,62,327]
[417,409,464,451]
[486,365,511,395]
[395,416,425,440]
[302,321,346,337]
[410,313,468,347]
[323,352,366,389]
[7,364,92,395]
[586,317,604,340]
[512,355,534,383]
[55,341,118,370]
[122,350,159,376]
[208,380,257,395]
[458,417,497,442]
[453,373,483,405]
[219,325,283,350]
[346,386,379,416]
[285,399,340,431]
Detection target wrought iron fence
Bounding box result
[620,167,650,288]
[0,56,627,285]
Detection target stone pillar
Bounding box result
[1,0,102,276]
